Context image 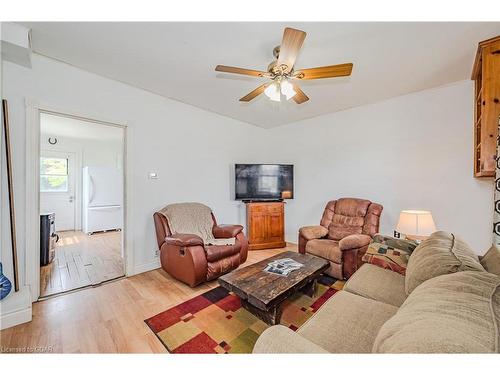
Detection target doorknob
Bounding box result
[69,196,74,203]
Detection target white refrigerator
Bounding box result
[82,166,123,234]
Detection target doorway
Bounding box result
[38,112,125,298]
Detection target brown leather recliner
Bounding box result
[298,198,383,280]
[153,208,248,287]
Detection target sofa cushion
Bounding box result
[480,245,500,277]
[253,325,329,353]
[305,239,341,263]
[362,241,411,276]
[373,271,500,353]
[299,225,329,241]
[405,231,484,295]
[297,291,398,353]
[344,264,407,307]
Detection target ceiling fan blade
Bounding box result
[239,83,270,102]
[215,65,268,77]
[294,63,353,80]
[292,84,309,104]
[277,28,306,74]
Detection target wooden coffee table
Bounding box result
[218,251,329,325]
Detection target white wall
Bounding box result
[40,113,124,169]
[266,80,493,253]
[0,54,268,318]
[40,134,123,170]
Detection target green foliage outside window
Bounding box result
[40,157,68,192]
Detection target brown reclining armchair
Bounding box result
[299,198,382,280]
[153,204,248,287]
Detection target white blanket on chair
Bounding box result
[159,202,235,246]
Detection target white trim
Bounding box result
[25,98,41,302]
[24,98,134,302]
[123,123,135,277]
[0,287,32,330]
[133,259,160,276]
[0,306,32,330]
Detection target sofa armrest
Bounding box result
[299,225,329,241]
[339,234,372,251]
[165,233,204,247]
[372,234,419,253]
[253,326,329,354]
[213,224,243,239]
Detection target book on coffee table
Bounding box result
[264,258,304,276]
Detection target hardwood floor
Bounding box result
[1,245,294,353]
[40,231,124,298]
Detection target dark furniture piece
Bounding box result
[218,251,329,325]
[40,212,58,266]
[153,207,248,287]
[246,201,286,250]
[298,198,383,280]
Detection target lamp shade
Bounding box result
[396,210,436,240]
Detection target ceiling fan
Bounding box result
[215,27,353,104]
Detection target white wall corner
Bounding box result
[0,287,32,330]
[1,22,32,68]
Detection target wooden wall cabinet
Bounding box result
[472,36,500,178]
[246,201,286,250]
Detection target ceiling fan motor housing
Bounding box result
[268,46,281,74]
[273,45,280,58]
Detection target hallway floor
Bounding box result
[40,230,124,298]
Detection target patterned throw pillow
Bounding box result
[362,242,412,275]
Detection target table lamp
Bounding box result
[396,210,436,241]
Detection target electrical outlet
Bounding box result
[154,249,160,257]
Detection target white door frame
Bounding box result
[25,99,134,302]
[40,149,80,231]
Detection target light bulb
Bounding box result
[280,79,296,100]
[264,82,280,102]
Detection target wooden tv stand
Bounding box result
[245,201,286,250]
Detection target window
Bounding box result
[40,157,68,192]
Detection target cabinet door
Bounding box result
[266,204,284,243]
[248,205,268,244]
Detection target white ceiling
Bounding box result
[41,112,123,141]
[22,22,500,128]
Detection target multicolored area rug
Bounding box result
[145,275,344,353]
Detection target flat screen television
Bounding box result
[235,164,294,201]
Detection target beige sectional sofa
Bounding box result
[253,231,500,353]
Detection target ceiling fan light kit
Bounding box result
[264,82,281,101]
[279,79,297,100]
[215,27,353,104]
[264,77,297,102]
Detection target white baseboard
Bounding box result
[0,287,32,330]
[0,306,32,330]
[133,259,160,275]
